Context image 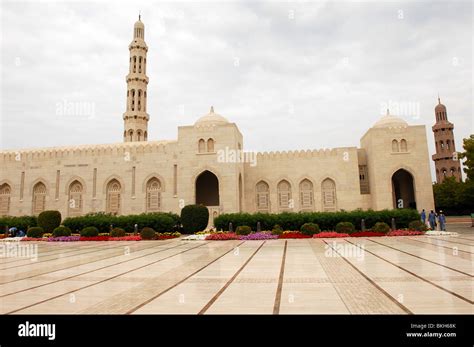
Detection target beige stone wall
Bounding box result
[0,119,434,220]
[360,124,435,211]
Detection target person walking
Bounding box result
[438,211,446,231]
[428,210,436,230]
[421,209,426,225]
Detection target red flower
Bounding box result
[313,232,349,238]
[79,236,110,241]
[279,232,311,239]
[350,231,386,237]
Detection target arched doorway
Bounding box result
[392,169,416,209]
[195,170,219,206]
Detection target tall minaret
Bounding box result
[432,97,462,183]
[123,15,149,142]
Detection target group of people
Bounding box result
[420,209,446,231]
[6,227,26,238]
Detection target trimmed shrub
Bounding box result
[335,222,355,234]
[235,225,252,235]
[140,227,156,240]
[372,222,390,233]
[110,227,126,237]
[181,205,209,234]
[408,220,428,232]
[271,224,283,236]
[300,222,320,235]
[52,226,72,237]
[80,226,99,237]
[37,210,62,233]
[27,227,44,238]
[62,212,177,233]
[214,209,419,232]
[0,216,37,233]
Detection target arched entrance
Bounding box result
[392,169,416,209]
[195,170,219,206]
[195,170,220,229]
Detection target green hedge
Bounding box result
[214,209,420,231]
[0,216,37,233]
[181,205,209,233]
[53,226,72,237]
[27,227,44,238]
[63,212,178,233]
[38,210,62,233]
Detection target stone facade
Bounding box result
[0,18,435,221]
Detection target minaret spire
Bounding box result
[122,17,149,142]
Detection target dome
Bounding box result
[435,98,446,113]
[195,106,229,126]
[373,111,408,128]
[134,16,144,29]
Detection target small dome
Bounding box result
[134,16,144,29]
[195,106,229,126]
[373,111,408,128]
[435,98,446,113]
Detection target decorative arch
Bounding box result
[299,178,314,211]
[256,180,270,212]
[68,180,83,216]
[321,178,336,212]
[32,181,47,214]
[137,130,143,141]
[0,183,11,216]
[128,129,134,142]
[106,179,122,214]
[195,170,219,206]
[277,179,292,210]
[146,177,162,212]
[391,168,416,209]
[392,139,399,152]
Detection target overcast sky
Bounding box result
[0,0,472,181]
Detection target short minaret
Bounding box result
[123,15,149,142]
[432,97,462,182]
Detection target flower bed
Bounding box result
[313,232,349,238]
[109,236,141,241]
[350,231,386,237]
[47,236,81,242]
[239,232,278,240]
[79,236,110,241]
[387,230,424,236]
[20,237,46,241]
[205,233,239,240]
[279,232,311,239]
[156,232,181,240]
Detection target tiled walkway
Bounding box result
[1,226,473,314]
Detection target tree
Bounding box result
[460,134,474,181]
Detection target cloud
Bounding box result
[0,0,472,181]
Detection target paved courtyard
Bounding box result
[0,224,472,314]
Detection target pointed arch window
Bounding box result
[198,139,206,153]
[32,182,47,214]
[106,179,122,214]
[278,180,292,210]
[400,139,407,152]
[0,184,11,216]
[146,177,162,212]
[207,138,215,152]
[68,181,83,216]
[392,139,399,152]
[256,181,270,212]
[299,179,313,210]
[322,178,336,212]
